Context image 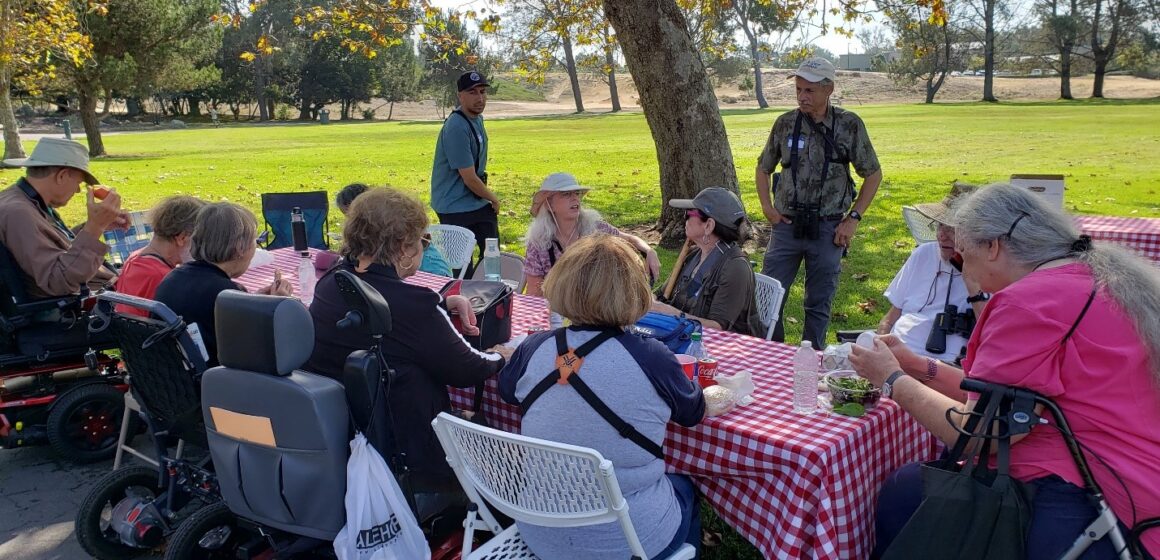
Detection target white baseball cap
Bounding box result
[792,57,837,83]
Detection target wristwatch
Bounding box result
[847,210,863,221]
[882,370,906,399]
[966,291,991,304]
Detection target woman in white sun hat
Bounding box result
[524,172,660,296]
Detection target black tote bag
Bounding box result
[882,390,1034,560]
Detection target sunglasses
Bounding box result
[420,233,432,250]
[685,209,707,220]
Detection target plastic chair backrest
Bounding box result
[260,191,330,250]
[427,224,476,279]
[902,206,937,245]
[102,211,153,268]
[754,273,786,341]
[431,412,649,557]
[471,251,526,293]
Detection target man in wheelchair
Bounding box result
[1,137,125,301]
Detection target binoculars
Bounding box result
[926,304,977,355]
[792,203,821,240]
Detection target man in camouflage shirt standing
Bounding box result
[755,57,883,348]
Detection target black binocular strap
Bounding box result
[519,328,665,461]
[789,107,839,208]
[452,110,483,177]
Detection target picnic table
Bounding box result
[1075,215,1160,264]
[239,248,937,559]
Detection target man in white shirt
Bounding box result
[878,183,987,364]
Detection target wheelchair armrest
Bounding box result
[1,295,82,332]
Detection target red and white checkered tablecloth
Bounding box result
[239,252,936,559]
[1075,215,1160,264]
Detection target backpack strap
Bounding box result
[518,328,665,460]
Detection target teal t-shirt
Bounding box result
[430,109,488,214]
[420,244,452,277]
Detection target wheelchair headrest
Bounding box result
[215,291,313,376]
[334,270,392,336]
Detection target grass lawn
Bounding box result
[3,98,1156,557]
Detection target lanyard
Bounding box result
[17,178,75,241]
[789,107,838,208]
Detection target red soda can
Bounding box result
[697,358,718,388]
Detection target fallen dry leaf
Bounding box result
[857,299,878,313]
[853,272,870,281]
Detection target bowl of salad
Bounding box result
[824,370,881,415]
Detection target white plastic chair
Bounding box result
[471,251,527,293]
[428,224,477,279]
[902,206,938,245]
[754,273,786,341]
[431,412,695,560]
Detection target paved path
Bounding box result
[0,445,161,560]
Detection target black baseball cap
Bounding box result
[457,71,490,92]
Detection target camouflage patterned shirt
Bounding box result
[757,106,881,217]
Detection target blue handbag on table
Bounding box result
[631,312,701,353]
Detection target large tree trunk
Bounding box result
[561,33,585,113]
[603,0,739,247]
[78,86,106,157]
[982,0,998,102]
[1092,59,1107,97]
[606,44,622,112]
[0,72,27,160]
[1060,46,1073,99]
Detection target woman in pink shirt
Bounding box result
[851,184,1160,559]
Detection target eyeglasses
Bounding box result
[554,191,586,200]
[1004,211,1030,240]
[686,209,706,220]
[420,233,432,250]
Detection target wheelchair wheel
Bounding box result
[164,501,251,560]
[75,465,165,560]
[47,382,126,463]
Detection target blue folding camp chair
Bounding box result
[259,191,330,250]
[102,211,153,268]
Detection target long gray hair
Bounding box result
[525,206,605,251]
[950,184,1160,379]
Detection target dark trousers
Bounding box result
[436,204,499,278]
[874,462,1128,560]
[761,219,843,349]
[654,473,702,559]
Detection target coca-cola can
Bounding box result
[697,358,718,388]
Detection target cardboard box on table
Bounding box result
[1011,174,1065,209]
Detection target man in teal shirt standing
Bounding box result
[431,70,501,277]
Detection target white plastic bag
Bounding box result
[333,433,430,560]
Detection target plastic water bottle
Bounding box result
[686,331,706,374]
[297,254,315,303]
[483,237,501,282]
[793,340,819,414]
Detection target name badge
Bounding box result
[786,135,806,150]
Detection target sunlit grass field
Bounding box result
[2,97,1157,558]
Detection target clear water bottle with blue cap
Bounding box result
[483,237,501,282]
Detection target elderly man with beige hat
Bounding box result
[875,183,988,377]
[0,138,125,298]
[755,56,884,348]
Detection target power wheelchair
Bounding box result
[0,240,127,462]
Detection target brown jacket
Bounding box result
[0,180,116,299]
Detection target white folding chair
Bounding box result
[902,206,938,245]
[431,412,695,560]
[471,251,527,293]
[753,273,786,341]
[427,224,477,279]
